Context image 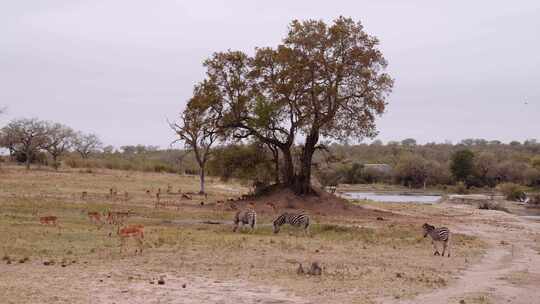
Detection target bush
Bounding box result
[528,193,540,206]
[478,200,509,212]
[448,181,469,194]
[496,183,526,201]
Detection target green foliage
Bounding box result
[450,149,475,183]
[208,143,274,184]
[394,154,428,188]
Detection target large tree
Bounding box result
[72,132,102,159]
[450,149,475,183]
[0,118,49,169]
[44,122,75,170]
[199,17,393,195]
[172,86,220,194]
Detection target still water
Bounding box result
[343,192,442,204]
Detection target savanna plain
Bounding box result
[1,166,540,304]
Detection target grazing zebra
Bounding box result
[232,208,257,232]
[272,211,310,235]
[422,223,451,257]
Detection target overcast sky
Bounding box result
[1,1,539,148]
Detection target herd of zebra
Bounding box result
[233,204,311,235]
[232,204,451,257]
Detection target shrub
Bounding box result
[528,193,540,206]
[496,182,526,201]
[478,200,509,212]
[448,181,469,194]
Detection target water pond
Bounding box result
[343,192,442,204]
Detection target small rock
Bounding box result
[158,279,165,285]
[396,272,403,278]
[459,300,466,304]
[182,283,186,288]
[376,217,384,221]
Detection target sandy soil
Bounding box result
[2,203,538,304]
[383,204,540,304]
[0,257,308,304]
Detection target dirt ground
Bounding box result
[1,166,539,304]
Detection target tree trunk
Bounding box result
[295,130,319,195]
[280,146,295,186]
[25,151,31,170]
[199,164,206,194]
[53,155,59,171]
[271,148,280,184]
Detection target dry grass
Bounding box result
[0,165,487,303]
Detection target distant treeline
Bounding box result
[315,138,540,190]
[2,118,539,192]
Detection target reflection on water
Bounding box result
[343,192,441,204]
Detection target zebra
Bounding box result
[272,211,310,235]
[232,208,257,232]
[422,223,451,257]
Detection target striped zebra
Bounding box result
[422,223,451,257]
[232,208,257,232]
[272,211,310,235]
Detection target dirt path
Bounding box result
[385,206,540,304]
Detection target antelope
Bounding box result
[40,216,58,226]
[87,212,103,227]
[118,224,144,254]
[166,184,172,194]
[81,191,88,200]
[107,211,131,225]
[215,200,225,211]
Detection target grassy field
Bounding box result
[0,165,486,304]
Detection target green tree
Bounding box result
[450,149,475,183]
[393,154,429,188]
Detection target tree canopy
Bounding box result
[182,17,393,194]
